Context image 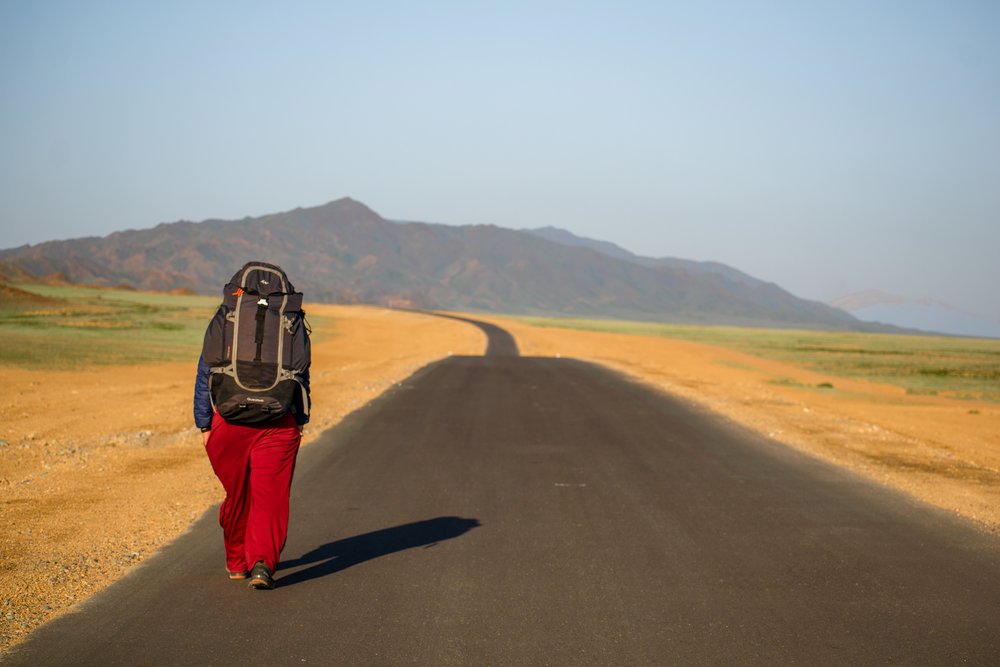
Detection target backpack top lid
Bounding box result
[223,261,296,297]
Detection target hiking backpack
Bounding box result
[201,261,310,425]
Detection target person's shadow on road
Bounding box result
[275,516,481,587]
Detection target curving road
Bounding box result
[6,318,1000,665]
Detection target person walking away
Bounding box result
[193,261,311,589]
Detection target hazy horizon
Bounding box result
[2,1,998,319]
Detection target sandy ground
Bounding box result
[2,308,999,653]
[483,316,1000,531]
[0,306,484,653]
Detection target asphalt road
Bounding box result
[7,319,1000,665]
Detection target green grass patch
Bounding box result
[1,282,337,370]
[506,315,1000,402]
[764,377,808,388]
[1,283,221,369]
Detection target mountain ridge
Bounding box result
[1,197,880,330]
[524,226,767,288]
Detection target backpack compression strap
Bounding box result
[253,296,268,362]
[232,286,295,364]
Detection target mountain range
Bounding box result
[1,197,882,331]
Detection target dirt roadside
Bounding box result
[2,309,998,654]
[483,315,1000,532]
[0,306,484,653]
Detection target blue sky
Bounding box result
[2,1,999,318]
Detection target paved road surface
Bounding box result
[7,319,1000,665]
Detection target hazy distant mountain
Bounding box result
[523,226,766,288]
[1,197,873,329]
[831,289,1000,339]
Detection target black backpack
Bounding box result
[201,261,310,425]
